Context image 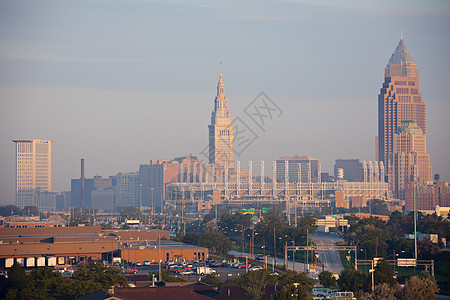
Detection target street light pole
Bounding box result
[151,187,154,223]
[413,157,418,275]
[292,241,295,272]
[273,227,276,264]
[158,232,162,281]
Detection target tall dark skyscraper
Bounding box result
[378,38,426,167]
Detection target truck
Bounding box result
[197,267,216,275]
[16,258,25,266]
[47,256,57,267]
[26,257,35,268]
[112,257,122,264]
[5,258,14,268]
[36,257,46,267]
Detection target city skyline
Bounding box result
[1,1,449,205]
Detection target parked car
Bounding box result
[235,263,252,269]
[179,269,194,275]
[173,266,190,273]
[136,261,142,266]
[249,266,263,271]
[208,261,219,267]
[169,264,182,270]
[62,270,73,278]
[144,260,150,266]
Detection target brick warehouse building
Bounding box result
[0,226,207,268]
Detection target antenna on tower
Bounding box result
[219,61,222,75]
[401,29,403,40]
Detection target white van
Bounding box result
[197,267,216,275]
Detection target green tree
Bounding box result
[201,274,223,287]
[149,269,187,282]
[0,205,22,216]
[180,232,232,255]
[398,271,438,300]
[337,269,368,296]
[373,259,396,286]
[73,262,126,288]
[278,270,315,289]
[346,224,389,259]
[417,238,441,259]
[202,232,233,255]
[120,206,141,219]
[240,268,275,300]
[361,283,401,300]
[22,205,39,216]
[272,283,313,300]
[7,262,31,291]
[297,215,318,234]
[318,271,336,288]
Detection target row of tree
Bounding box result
[200,269,316,300]
[0,205,40,217]
[0,262,126,300]
[344,211,449,260]
[336,259,438,300]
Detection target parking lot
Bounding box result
[130,264,253,279]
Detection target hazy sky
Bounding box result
[1,0,449,205]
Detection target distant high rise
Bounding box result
[391,120,431,200]
[209,73,234,167]
[276,156,321,183]
[378,38,426,166]
[139,160,180,211]
[71,176,115,208]
[115,172,140,209]
[334,159,363,182]
[13,139,52,208]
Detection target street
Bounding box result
[311,231,344,275]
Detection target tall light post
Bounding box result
[158,232,162,281]
[262,246,266,268]
[292,241,295,272]
[412,153,418,275]
[273,227,276,263]
[151,187,154,223]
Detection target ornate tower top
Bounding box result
[385,38,418,79]
[211,73,231,125]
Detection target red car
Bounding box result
[173,266,190,273]
[236,263,252,269]
[122,268,138,274]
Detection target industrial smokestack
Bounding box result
[81,158,85,207]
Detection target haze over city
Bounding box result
[1,0,449,205]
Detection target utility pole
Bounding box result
[158,232,162,281]
[306,228,309,272]
[371,259,375,291]
[292,241,295,272]
[272,257,275,273]
[273,227,276,264]
[151,187,154,222]
[414,169,418,271]
[285,241,288,268]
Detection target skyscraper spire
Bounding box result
[209,71,234,166]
